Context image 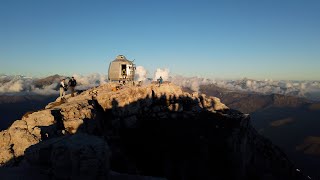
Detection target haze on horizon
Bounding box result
[1,0,320,81]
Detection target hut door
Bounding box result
[121,64,127,76]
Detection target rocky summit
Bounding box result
[0,82,310,180]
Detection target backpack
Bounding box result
[70,79,77,87]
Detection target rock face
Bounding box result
[25,133,110,180]
[200,83,320,178]
[0,109,55,166]
[0,83,310,179]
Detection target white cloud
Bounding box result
[1,72,320,101]
[0,76,31,93]
[135,66,148,82]
[72,73,108,90]
[170,75,212,92]
[153,68,170,81]
[32,83,59,95]
[0,74,109,95]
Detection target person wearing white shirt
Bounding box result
[60,79,66,98]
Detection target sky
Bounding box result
[0,0,320,80]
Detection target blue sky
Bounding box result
[1,0,319,80]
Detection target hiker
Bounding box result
[122,69,127,79]
[68,76,77,97]
[158,76,163,87]
[60,79,66,98]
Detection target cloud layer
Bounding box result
[1,70,320,101]
[147,68,320,100]
[135,66,148,82]
[0,74,108,96]
[213,78,320,100]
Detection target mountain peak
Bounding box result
[0,82,309,179]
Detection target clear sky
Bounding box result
[1,0,319,80]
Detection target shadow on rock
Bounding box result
[0,86,310,180]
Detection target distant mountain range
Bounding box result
[0,95,57,130]
[0,75,64,130]
[33,74,63,89]
[200,84,320,179]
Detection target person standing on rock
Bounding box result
[158,76,163,87]
[60,78,66,98]
[68,76,77,97]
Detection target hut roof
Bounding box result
[112,55,133,63]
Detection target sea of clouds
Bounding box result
[138,67,320,101]
[1,67,320,101]
[0,74,109,96]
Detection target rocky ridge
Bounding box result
[0,82,310,179]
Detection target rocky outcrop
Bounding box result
[24,133,110,180]
[0,109,55,166]
[0,82,310,179]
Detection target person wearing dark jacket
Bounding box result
[68,77,77,97]
[158,76,163,87]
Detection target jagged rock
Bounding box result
[8,127,38,158]
[22,110,55,128]
[0,82,310,180]
[168,103,183,112]
[0,110,58,165]
[0,82,228,167]
[0,131,14,166]
[63,118,84,134]
[24,133,110,180]
[0,131,11,149]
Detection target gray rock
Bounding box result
[24,133,110,180]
